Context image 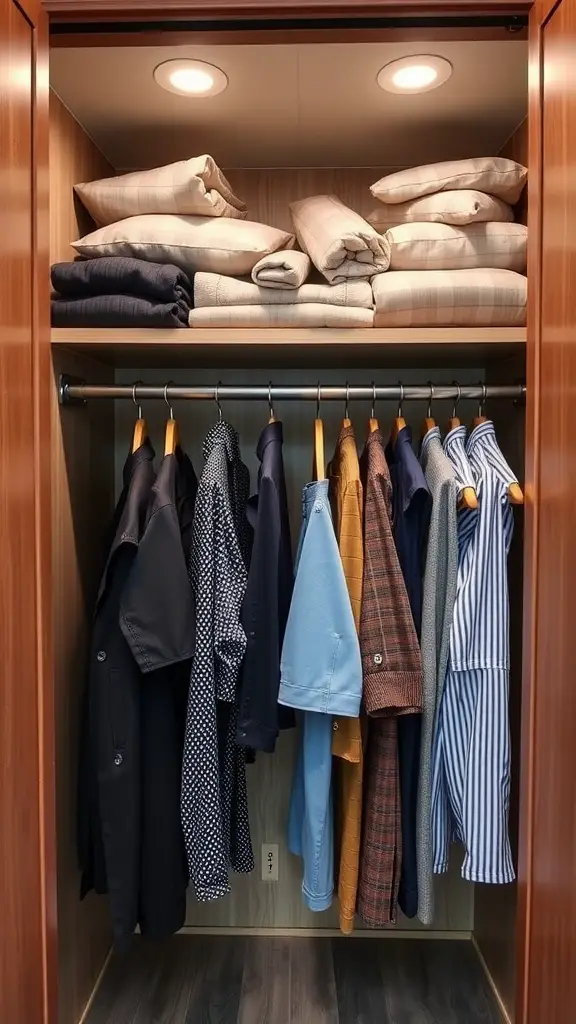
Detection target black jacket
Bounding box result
[237,421,294,753]
[79,443,197,943]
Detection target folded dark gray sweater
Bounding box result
[51,294,189,328]
[51,257,193,306]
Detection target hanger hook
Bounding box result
[478,381,487,418]
[452,381,461,419]
[132,381,143,420]
[163,382,174,420]
[215,381,223,421]
[398,381,404,419]
[316,381,321,420]
[371,381,376,420]
[427,382,435,420]
[268,381,274,421]
[345,381,350,420]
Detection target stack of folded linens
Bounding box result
[367,157,528,327]
[65,157,296,328]
[51,256,193,328]
[189,252,374,328]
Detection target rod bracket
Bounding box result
[59,374,86,407]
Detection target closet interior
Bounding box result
[48,18,528,1024]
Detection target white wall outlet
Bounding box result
[261,843,279,882]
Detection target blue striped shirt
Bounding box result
[448,421,516,671]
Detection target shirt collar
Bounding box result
[256,419,283,462]
[420,424,441,459]
[122,437,155,487]
[467,419,519,487]
[203,419,241,464]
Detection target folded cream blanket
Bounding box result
[194,272,373,308]
[372,269,527,327]
[289,195,391,283]
[251,250,311,289]
[189,304,373,327]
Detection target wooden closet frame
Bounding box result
[2,0,569,1022]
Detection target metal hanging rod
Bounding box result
[60,376,525,406]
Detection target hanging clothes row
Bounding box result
[75,381,523,943]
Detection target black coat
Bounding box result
[79,442,197,943]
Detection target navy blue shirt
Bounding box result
[385,425,432,919]
[385,425,432,638]
[237,421,295,752]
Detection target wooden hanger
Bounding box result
[391,382,406,445]
[447,384,478,510]
[421,382,436,438]
[163,383,180,457]
[313,383,325,481]
[131,382,148,454]
[342,382,352,428]
[368,382,379,434]
[472,384,524,505]
[268,381,277,424]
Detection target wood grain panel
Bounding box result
[51,351,115,1024]
[517,2,576,1022]
[0,1,52,1021]
[49,91,114,265]
[44,0,533,17]
[227,168,383,233]
[474,353,526,1022]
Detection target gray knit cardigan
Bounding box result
[417,428,459,925]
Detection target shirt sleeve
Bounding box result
[237,475,282,752]
[212,485,248,703]
[120,502,195,673]
[361,472,423,716]
[279,497,362,718]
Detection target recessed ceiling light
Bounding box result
[154,59,228,97]
[377,55,452,95]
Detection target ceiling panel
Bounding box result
[49,40,527,170]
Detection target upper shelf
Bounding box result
[51,327,526,369]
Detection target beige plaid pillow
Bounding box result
[386,222,527,272]
[372,268,527,327]
[371,158,527,206]
[367,190,514,229]
[73,215,295,276]
[75,155,246,226]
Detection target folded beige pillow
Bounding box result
[367,190,514,230]
[72,215,295,276]
[371,158,527,206]
[386,222,527,273]
[372,268,527,327]
[74,156,247,226]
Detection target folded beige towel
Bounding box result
[289,195,390,283]
[189,304,373,327]
[194,272,373,308]
[251,250,311,289]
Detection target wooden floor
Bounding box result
[84,936,503,1023]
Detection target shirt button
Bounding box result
[374,653,383,665]
[97,651,107,663]
[114,753,123,766]
[314,503,323,513]
[333,721,339,731]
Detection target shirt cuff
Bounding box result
[363,669,423,716]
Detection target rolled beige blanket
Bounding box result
[289,195,390,283]
[251,250,311,289]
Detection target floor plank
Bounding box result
[237,937,290,1024]
[290,938,339,1024]
[84,936,504,1024]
